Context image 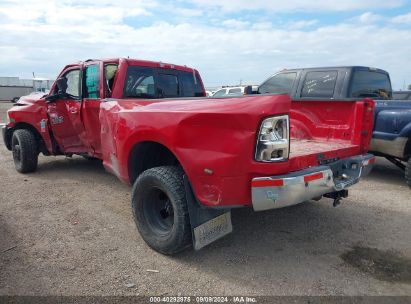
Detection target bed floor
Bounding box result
[289,138,357,158]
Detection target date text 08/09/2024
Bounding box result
[149,296,257,303]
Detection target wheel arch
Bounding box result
[128,141,183,184]
[8,122,48,154]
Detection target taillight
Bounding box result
[255,115,289,162]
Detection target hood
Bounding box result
[16,92,48,105]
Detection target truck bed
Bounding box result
[286,99,374,169]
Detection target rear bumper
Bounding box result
[251,154,375,211]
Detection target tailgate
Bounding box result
[288,99,374,171]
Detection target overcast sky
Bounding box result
[0,0,410,89]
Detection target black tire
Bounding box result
[11,97,19,103]
[406,158,411,188]
[11,129,38,173]
[131,166,192,254]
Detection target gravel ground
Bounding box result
[0,101,410,296]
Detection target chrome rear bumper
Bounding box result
[251,154,375,211]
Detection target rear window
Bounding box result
[258,72,297,95]
[180,71,204,97]
[301,71,337,98]
[124,66,156,98]
[349,71,392,100]
[124,66,204,99]
[158,73,179,98]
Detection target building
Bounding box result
[0,77,54,102]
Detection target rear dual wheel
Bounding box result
[131,166,192,255]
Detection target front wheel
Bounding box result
[11,129,38,173]
[131,166,192,255]
[405,158,411,188]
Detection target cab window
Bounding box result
[84,65,100,98]
[349,71,392,100]
[124,66,156,98]
[179,71,204,97]
[104,64,118,97]
[258,72,297,95]
[64,69,81,98]
[301,71,337,98]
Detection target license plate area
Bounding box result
[193,212,232,250]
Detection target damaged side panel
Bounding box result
[6,99,54,154]
[99,101,124,181]
[99,95,292,207]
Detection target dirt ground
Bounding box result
[0,101,410,296]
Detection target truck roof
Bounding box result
[280,66,389,74]
[80,58,198,73]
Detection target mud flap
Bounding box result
[183,176,233,250]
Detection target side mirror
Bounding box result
[45,77,68,102]
[56,77,68,94]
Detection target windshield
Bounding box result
[349,70,392,100]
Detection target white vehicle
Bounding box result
[212,86,245,97]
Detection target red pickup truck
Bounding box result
[2,58,375,254]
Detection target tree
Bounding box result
[408,84,411,90]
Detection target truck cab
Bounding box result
[3,58,205,159]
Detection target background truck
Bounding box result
[369,100,411,186]
[258,66,411,187]
[3,58,375,254]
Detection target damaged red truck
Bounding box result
[2,58,375,254]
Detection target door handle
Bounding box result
[69,107,78,114]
